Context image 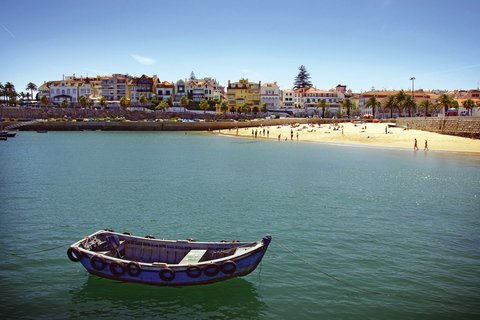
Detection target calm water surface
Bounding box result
[0,131,479,319]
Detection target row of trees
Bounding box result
[0,82,38,106]
[363,91,479,119]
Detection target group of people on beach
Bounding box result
[414,138,428,151]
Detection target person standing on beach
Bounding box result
[414,138,419,151]
[424,140,428,151]
[291,129,293,141]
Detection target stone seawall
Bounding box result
[396,117,480,138]
[7,119,315,132]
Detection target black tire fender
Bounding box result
[90,255,106,271]
[67,247,82,262]
[109,261,125,276]
[220,260,237,275]
[159,267,175,282]
[126,261,141,277]
[203,263,220,277]
[186,265,202,278]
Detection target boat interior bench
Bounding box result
[179,249,207,265]
[123,243,191,264]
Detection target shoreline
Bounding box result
[212,122,480,154]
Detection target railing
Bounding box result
[4,119,38,130]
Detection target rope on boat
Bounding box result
[9,243,71,256]
[271,236,479,308]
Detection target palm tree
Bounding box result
[384,96,397,118]
[240,103,250,115]
[315,99,328,118]
[364,96,381,119]
[419,99,434,117]
[61,99,69,108]
[156,101,169,113]
[0,83,4,104]
[180,95,189,113]
[220,100,228,114]
[78,96,88,109]
[462,99,475,116]
[261,102,268,115]
[402,95,417,117]
[119,97,129,110]
[394,90,408,117]
[26,82,37,100]
[437,94,453,115]
[341,98,355,118]
[40,94,49,107]
[99,96,108,110]
[4,82,15,106]
[138,95,148,111]
[199,99,209,114]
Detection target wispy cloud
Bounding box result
[241,69,261,79]
[130,54,156,65]
[0,23,15,37]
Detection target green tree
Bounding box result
[189,71,196,80]
[26,82,37,100]
[99,96,108,109]
[419,99,434,117]
[437,94,454,115]
[40,94,49,107]
[180,95,189,112]
[4,82,15,106]
[324,108,331,118]
[394,90,408,116]
[119,97,129,110]
[239,103,250,115]
[220,100,228,114]
[402,95,417,117]
[156,101,169,113]
[138,95,148,110]
[365,96,381,119]
[315,99,328,118]
[61,99,69,108]
[149,96,159,111]
[79,96,88,109]
[261,102,268,115]
[199,99,209,114]
[341,98,355,118]
[293,65,312,90]
[384,96,397,118]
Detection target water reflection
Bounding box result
[69,275,265,319]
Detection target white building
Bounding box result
[187,77,223,101]
[261,82,281,109]
[282,89,295,109]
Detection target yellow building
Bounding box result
[226,79,261,114]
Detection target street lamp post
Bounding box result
[410,77,415,100]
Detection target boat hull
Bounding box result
[68,230,271,286]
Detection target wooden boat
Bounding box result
[0,131,17,138]
[67,229,272,286]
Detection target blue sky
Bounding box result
[1,0,479,95]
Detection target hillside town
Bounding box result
[1,71,480,118]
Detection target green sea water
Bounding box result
[0,131,479,319]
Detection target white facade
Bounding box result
[187,77,222,101]
[155,81,174,102]
[282,89,294,109]
[261,82,281,109]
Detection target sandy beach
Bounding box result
[216,121,480,154]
